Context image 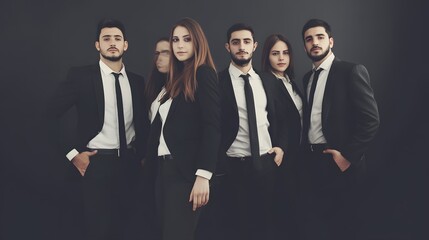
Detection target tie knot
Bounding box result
[313,68,323,74]
[240,74,250,82]
[112,72,122,80]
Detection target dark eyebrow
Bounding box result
[230,38,252,42]
[160,50,170,53]
[101,35,123,38]
[173,34,190,38]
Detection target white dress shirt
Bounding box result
[306,53,335,144]
[226,63,272,157]
[149,87,166,123]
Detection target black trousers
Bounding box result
[271,154,301,239]
[219,153,277,240]
[155,157,201,240]
[297,149,359,240]
[74,152,146,240]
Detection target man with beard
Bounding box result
[214,23,289,240]
[298,19,379,240]
[47,19,149,240]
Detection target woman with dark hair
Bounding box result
[261,33,303,239]
[147,17,220,240]
[145,37,170,123]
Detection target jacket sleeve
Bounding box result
[46,67,80,156]
[342,64,380,164]
[195,65,221,173]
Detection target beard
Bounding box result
[230,51,252,66]
[100,49,124,62]
[307,47,330,62]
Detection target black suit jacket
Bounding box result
[303,57,380,166]
[217,67,288,170]
[266,73,304,161]
[147,65,221,182]
[47,63,149,159]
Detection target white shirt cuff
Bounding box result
[66,149,79,161]
[195,169,213,180]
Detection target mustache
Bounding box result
[108,47,119,51]
[235,51,248,54]
[311,46,322,51]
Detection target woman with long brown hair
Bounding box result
[146,17,220,240]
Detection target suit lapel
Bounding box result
[322,58,339,128]
[258,72,275,115]
[127,72,140,129]
[166,93,180,126]
[220,69,239,117]
[92,64,105,128]
[279,78,295,105]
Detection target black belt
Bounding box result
[158,154,174,160]
[88,148,134,157]
[302,144,328,153]
[227,153,271,162]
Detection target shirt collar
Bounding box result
[99,60,127,77]
[272,71,291,83]
[229,63,257,80]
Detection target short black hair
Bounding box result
[301,18,332,41]
[226,23,255,43]
[96,18,126,41]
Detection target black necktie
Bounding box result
[112,72,127,157]
[303,68,323,144]
[240,74,261,167]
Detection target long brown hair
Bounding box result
[164,17,216,102]
[144,37,169,109]
[261,34,295,79]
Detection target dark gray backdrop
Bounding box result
[1,0,427,239]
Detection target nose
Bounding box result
[177,40,184,48]
[312,39,319,46]
[238,42,245,51]
[279,53,284,60]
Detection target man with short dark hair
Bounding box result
[298,18,380,240]
[48,18,149,240]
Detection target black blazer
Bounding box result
[303,57,380,165]
[47,63,149,159]
[266,73,304,160]
[147,65,221,182]
[217,67,289,164]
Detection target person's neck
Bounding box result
[313,51,332,69]
[101,57,123,72]
[231,60,252,74]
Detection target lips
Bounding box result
[108,48,118,52]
